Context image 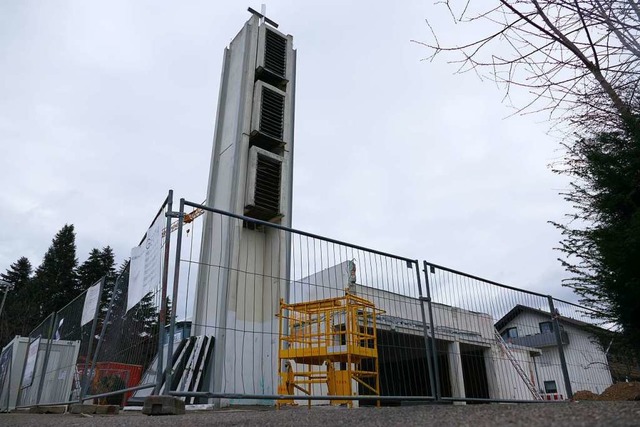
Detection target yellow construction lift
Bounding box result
[276,291,383,408]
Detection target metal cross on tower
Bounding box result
[247,5,279,28]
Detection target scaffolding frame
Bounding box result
[277,291,382,408]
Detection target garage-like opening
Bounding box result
[435,341,490,401]
[359,330,433,406]
[460,343,490,399]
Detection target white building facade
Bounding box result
[496,306,613,398]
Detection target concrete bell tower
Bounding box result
[192,10,296,403]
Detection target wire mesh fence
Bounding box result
[424,261,554,401]
[170,200,435,406]
[1,192,630,408]
[423,261,619,402]
[550,298,617,396]
[87,197,172,406]
[34,282,99,405]
[2,193,173,409]
[16,313,55,406]
[85,266,158,405]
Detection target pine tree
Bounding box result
[0,257,32,287]
[77,246,116,291]
[33,224,79,317]
[0,257,37,346]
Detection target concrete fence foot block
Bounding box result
[29,405,67,414]
[69,404,98,414]
[70,404,119,415]
[142,395,185,416]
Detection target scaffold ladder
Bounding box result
[494,329,542,400]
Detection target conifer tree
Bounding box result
[0,257,37,346]
[77,246,116,291]
[553,128,640,347]
[33,224,79,317]
[0,257,32,287]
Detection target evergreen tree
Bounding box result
[0,257,32,287]
[553,125,640,348]
[33,224,79,317]
[0,257,37,346]
[77,246,116,291]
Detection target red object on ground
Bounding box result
[84,362,143,405]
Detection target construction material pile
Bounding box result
[572,390,599,400]
[573,382,640,401]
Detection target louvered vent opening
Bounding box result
[264,29,287,78]
[252,154,282,217]
[259,86,285,141]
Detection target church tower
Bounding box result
[192,11,296,403]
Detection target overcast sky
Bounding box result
[0,1,576,302]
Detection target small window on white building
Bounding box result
[502,327,518,340]
[544,380,558,394]
[539,321,553,334]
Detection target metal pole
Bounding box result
[423,261,441,400]
[35,313,56,405]
[0,281,10,318]
[80,277,106,400]
[414,260,436,400]
[548,296,573,399]
[155,190,173,394]
[166,198,185,393]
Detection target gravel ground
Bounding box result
[2,401,640,427]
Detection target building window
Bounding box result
[539,321,553,334]
[502,327,518,340]
[544,380,558,394]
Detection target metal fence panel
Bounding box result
[16,313,55,406]
[171,200,436,405]
[550,298,617,397]
[424,262,562,402]
[85,259,159,405]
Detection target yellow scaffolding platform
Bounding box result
[276,291,383,408]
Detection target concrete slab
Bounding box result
[142,395,185,416]
[69,404,96,414]
[69,404,119,415]
[28,405,67,414]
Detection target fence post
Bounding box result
[166,198,185,393]
[155,189,174,394]
[414,260,436,400]
[35,313,56,405]
[422,261,441,400]
[548,296,573,400]
[80,277,106,401]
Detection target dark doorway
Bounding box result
[359,330,433,406]
[460,344,490,399]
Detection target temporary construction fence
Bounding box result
[7,270,150,409]
[170,199,434,406]
[80,190,174,405]
[164,198,620,406]
[17,280,100,407]
[0,192,174,410]
[422,262,614,402]
[0,191,626,409]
